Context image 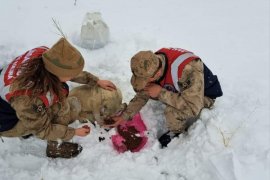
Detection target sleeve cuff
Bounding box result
[121,112,132,121]
[62,127,75,141]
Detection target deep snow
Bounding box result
[0,0,269,180]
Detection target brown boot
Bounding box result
[46,141,83,158]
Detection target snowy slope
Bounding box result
[0,0,269,180]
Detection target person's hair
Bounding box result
[14,57,65,101]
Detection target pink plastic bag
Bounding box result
[111,113,148,153]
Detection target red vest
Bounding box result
[156,48,199,92]
[0,46,67,107]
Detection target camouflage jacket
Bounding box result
[0,71,99,141]
[121,58,205,120]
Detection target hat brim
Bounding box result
[131,75,148,91]
[43,55,84,78]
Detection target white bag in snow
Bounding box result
[80,12,110,49]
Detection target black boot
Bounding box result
[46,141,83,158]
[158,131,180,148]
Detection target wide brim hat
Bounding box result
[42,38,84,78]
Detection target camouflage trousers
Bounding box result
[164,96,214,133]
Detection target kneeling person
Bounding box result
[0,38,116,158]
[111,48,223,147]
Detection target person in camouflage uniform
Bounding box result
[0,38,116,158]
[110,48,223,147]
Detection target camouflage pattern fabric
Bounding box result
[122,59,214,133]
[0,71,99,141]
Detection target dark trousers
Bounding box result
[0,68,19,132]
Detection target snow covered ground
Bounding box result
[0,0,269,179]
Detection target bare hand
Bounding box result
[97,80,116,91]
[144,83,162,98]
[103,116,125,128]
[75,126,91,137]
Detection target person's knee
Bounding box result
[164,107,185,133]
[164,106,199,133]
